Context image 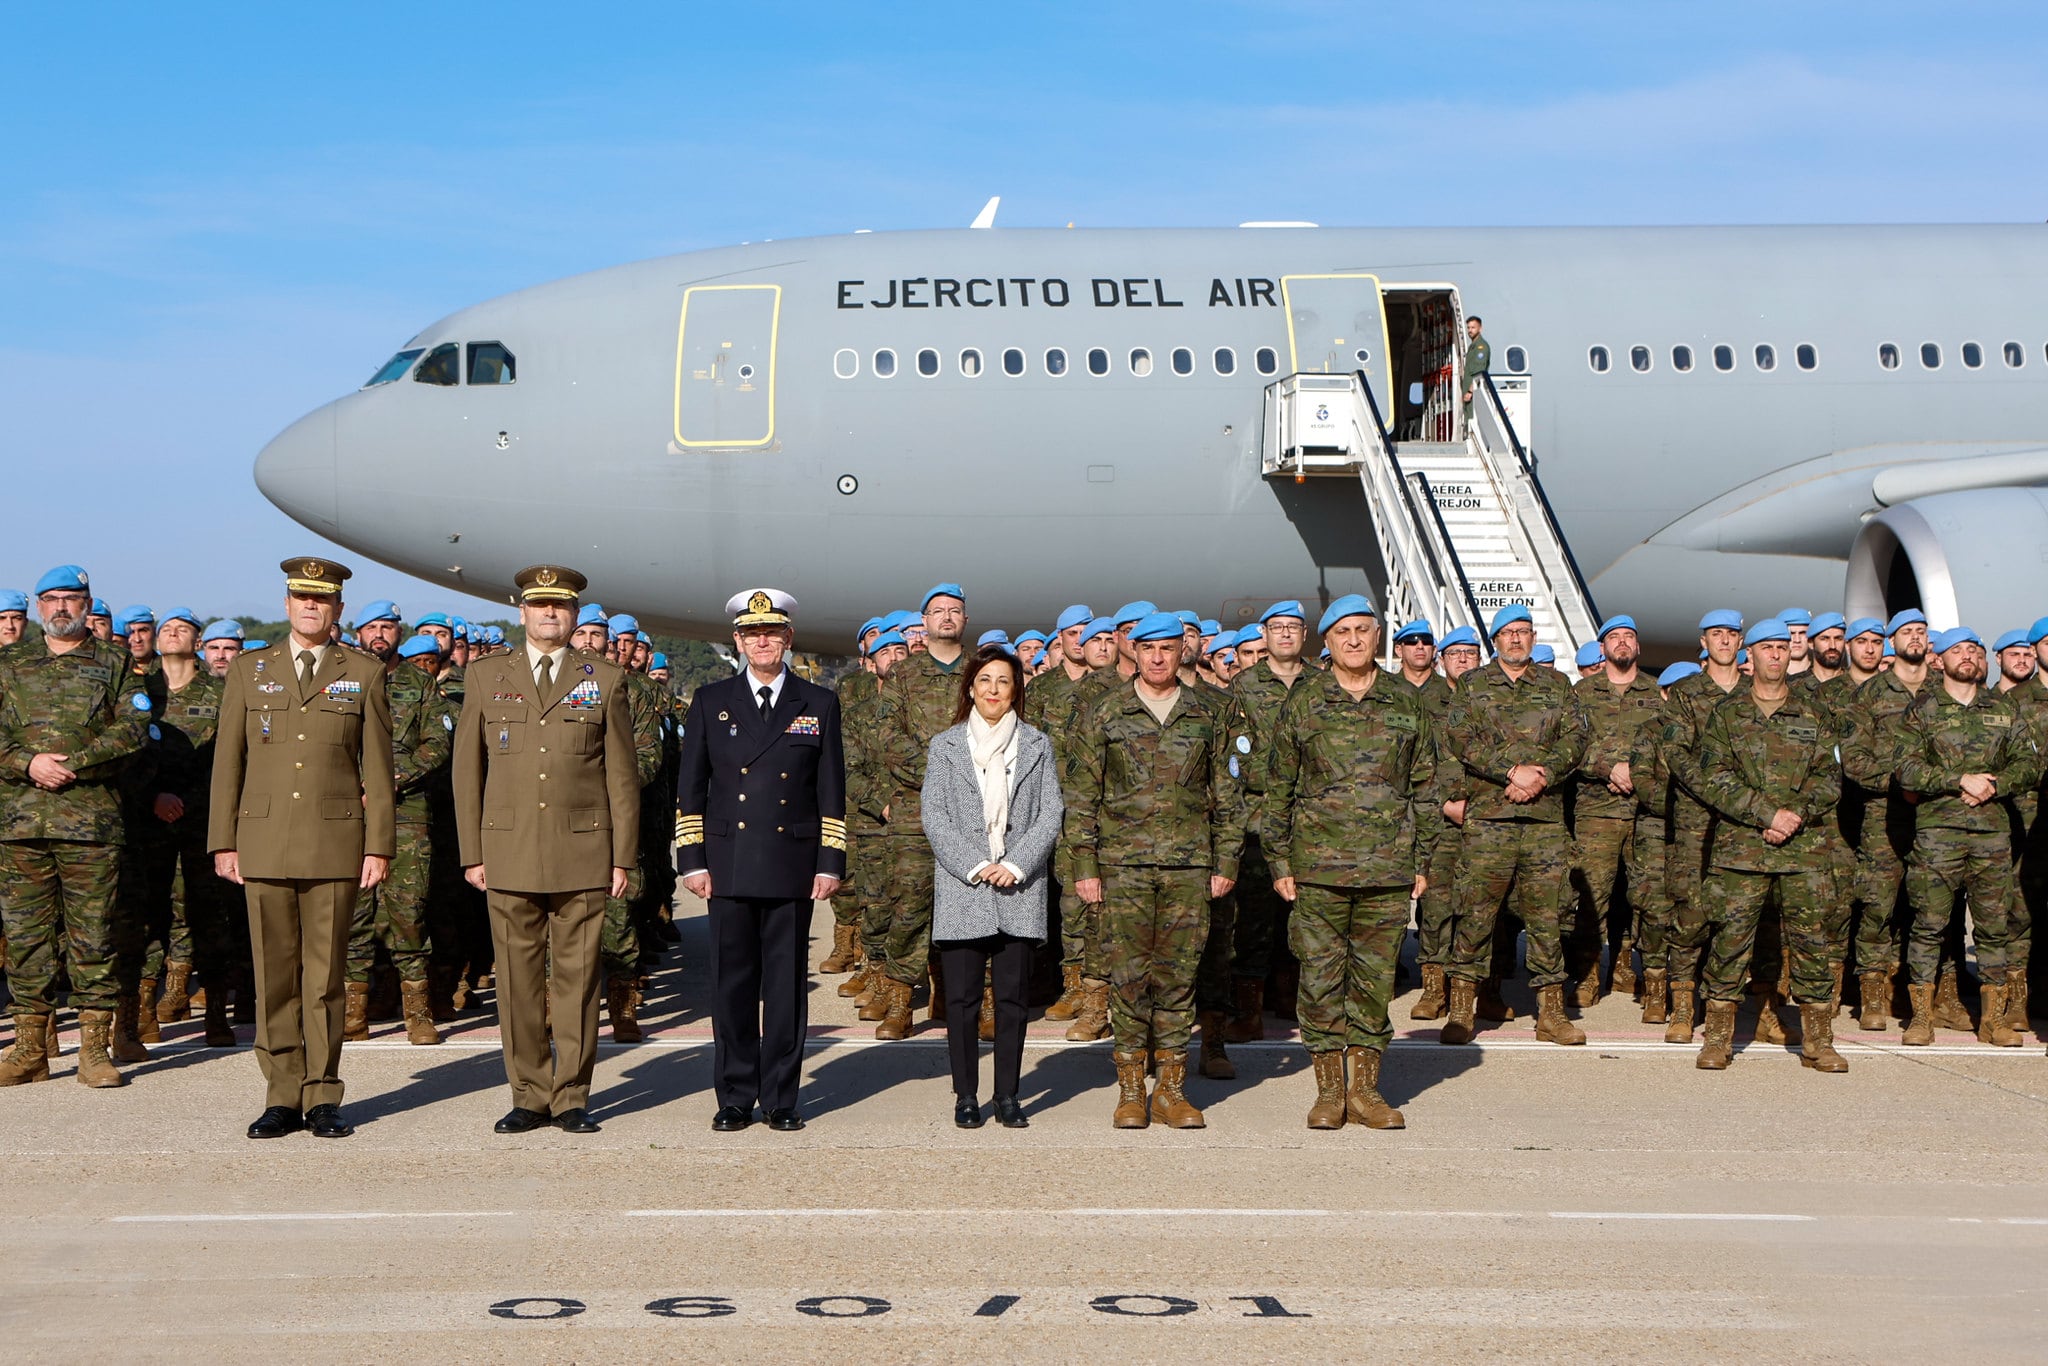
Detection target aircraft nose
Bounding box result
[254,405,338,536]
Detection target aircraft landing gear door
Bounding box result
[1281,273,1393,406]
[673,284,780,449]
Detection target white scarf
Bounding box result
[965,709,1020,864]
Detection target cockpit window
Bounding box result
[365,348,424,387]
[414,343,459,386]
[468,342,516,385]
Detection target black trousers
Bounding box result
[937,932,1032,1101]
[707,896,813,1114]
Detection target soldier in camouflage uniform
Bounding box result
[1390,620,1454,1017]
[1067,612,1243,1129]
[1655,611,1749,1043]
[1895,627,2038,1046]
[840,621,908,1017]
[1220,601,1311,1043]
[826,616,887,979]
[1036,614,1126,1041]
[596,614,665,1041]
[109,605,168,1058]
[1996,622,2048,1036]
[0,566,152,1088]
[1689,619,1849,1071]
[345,631,451,1046]
[1439,603,1590,1047]
[1017,605,1097,1025]
[870,586,972,1037]
[1567,615,1664,1009]
[1265,595,1430,1130]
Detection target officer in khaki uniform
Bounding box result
[210,557,395,1140]
[453,565,638,1136]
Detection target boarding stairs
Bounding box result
[1261,370,1599,654]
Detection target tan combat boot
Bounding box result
[76,1009,125,1088]
[1572,959,1602,1009]
[343,981,371,1042]
[136,977,161,1043]
[927,960,947,1025]
[1149,1050,1205,1129]
[1534,984,1587,1046]
[1223,977,1264,1043]
[1439,977,1479,1046]
[1611,945,1637,1001]
[1305,1050,1346,1129]
[1827,960,1845,1017]
[1902,982,1936,1046]
[1044,963,1085,1021]
[111,994,149,1063]
[819,922,858,974]
[1640,967,1670,1024]
[2002,966,2029,1036]
[1476,974,1517,1022]
[1695,1000,1737,1070]
[202,988,235,1048]
[1197,1011,1235,1080]
[875,978,912,1041]
[605,975,642,1043]
[0,1013,53,1085]
[1664,979,1697,1044]
[1752,992,1789,1046]
[1799,1003,1848,1072]
[1856,970,1891,1031]
[1112,1049,1150,1128]
[1065,979,1111,1042]
[856,962,889,1020]
[400,979,442,1046]
[157,962,193,1023]
[1932,967,1974,1032]
[837,953,869,999]
[1345,1045,1405,1129]
[1410,963,1448,1021]
[978,984,996,1042]
[1977,982,2021,1047]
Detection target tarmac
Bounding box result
[3,894,2046,1362]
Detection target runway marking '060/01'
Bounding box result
[486,1293,1314,1320]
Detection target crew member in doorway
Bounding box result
[1462,315,1490,421]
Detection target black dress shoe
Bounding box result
[765,1107,805,1132]
[305,1104,354,1139]
[495,1106,552,1134]
[993,1096,1028,1129]
[711,1104,754,1132]
[552,1107,601,1134]
[246,1106,302,1140]
[954,1096,984,1129]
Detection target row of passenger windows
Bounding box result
[833,344,1286,380]
[1587,340,2043,375]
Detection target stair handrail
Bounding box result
[1473,372,1601,635]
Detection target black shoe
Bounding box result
[711,1104,754,1132]
[305,1103,354,1139]
[765,1107,805,1132]
[993,1095,1028,1129]
[494,1106,552,1134]
[552,1107,600,1134]
[954,1096,984,1129]
[246,1106,302,1140]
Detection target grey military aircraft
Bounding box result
[254,220,2048,653]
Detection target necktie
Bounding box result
[758,684,773,718]
[297,650,315,691]
[537,655,554,694]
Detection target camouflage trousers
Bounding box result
[1906,829,2027,981]
[1229,832,1291,980]
[349,820,432,984]
[1567,814,1635,979]
[601,866,647,977]
[846,823,889,954]
[1630,818,1673,965]
[120,821,235,984]
[1194,889,1236,1012]
[1102,864,1209,1051]
[1290,883,1410,1053]
[1414,820,1461,967]
[879,834,936,986]
[0,838,121,1013]
[1679,866,1842,1004]
[1449,819,1571,988]
[1854,832,1907,973]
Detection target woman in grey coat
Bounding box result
[921,644,1065,1129]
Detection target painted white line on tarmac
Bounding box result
[113,1211,519,1224]
[1549,1212,1815,1222]
[130,1038,2036,1058]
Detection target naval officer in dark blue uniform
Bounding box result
[676,589,846,1131]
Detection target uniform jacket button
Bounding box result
[738,821,746,830]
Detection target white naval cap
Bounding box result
[726,588,797,627]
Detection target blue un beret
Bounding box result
[1130,612,1185,643]
[921,583,966,610]
[1015,630,1047,647]
[416,612,452,630]
[397,634,441,660]
[90,598,110,617]
[1743,619,1790,647]
[1318,594,1378,634]
[1993,629,2030,655]
[1887,608,1927,634]
[243,638,270,651]
[1931,626,1983,654]
[34,565,90,596]
[1845,617,1886,641]
[158,606,202,630]
[1596,614,1637,641]
[1173,610,1201,629]
[1112,600,1158,627]
[353,599,400,629]
[870,629,907,652]
[202,619,244,644]
[2029,616,2048,645]
[112,604,155,635]
[1198,618,1221,637]
[977,629,1010,647]
[1531,644,1556,664]
[1393,619,1434,643]
[1237,622,1265,642]
[856,615,885,643]
[1489,603,1532,636]
[1055,604,1094,632]
[1439,625,1481,651]
[1699,609,1743,632]
[1260,599,1307,625]
[1079,618,1116,644]
[1658,661,1702,687]
[1207,629,1238,655]
[1808,612,1847,637]
[0,590,25,614]
[1575,641,1605,668]
[1776,607,1812,627]
[650,652,669,669]
[608,613,641,638]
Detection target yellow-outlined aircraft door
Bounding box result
[673,284,780,448]
[1280,273,1393,408]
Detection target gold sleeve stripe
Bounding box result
[821,832,847,851]
[678,832,706,846]
[820,818,847,835]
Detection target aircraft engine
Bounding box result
[1845,488,2048,632]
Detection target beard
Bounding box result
[1814,644,1845,670]
[43,610,88,640]
[1606,643,1639,668]
[1896,643,1928,665]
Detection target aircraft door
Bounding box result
[1280,273,1393,408]
[673,283,780,448]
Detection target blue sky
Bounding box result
[4,1,2045,619]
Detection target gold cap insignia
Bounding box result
[536,568,558,588]
[749,591,772,616]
